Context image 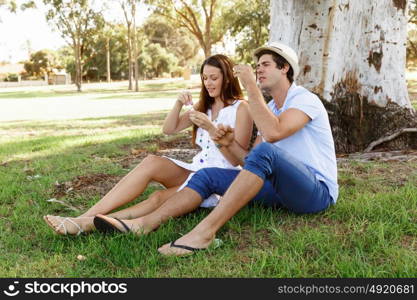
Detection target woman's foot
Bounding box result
[43,215,94,235]
[94,214,149,235]
[158,230,215,256]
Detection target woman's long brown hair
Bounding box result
[192,54,243,145]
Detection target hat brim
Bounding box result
[253,46,299,79]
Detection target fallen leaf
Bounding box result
[131,148,144,155]
[46,198,80,212]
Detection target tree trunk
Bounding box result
[132,1,138,92]
[270,0,416,153]
[74,42,82,92]
[106,36,111,83]
[203,43,211,58]
[127,24,133,90]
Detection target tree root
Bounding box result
[364,128,417,152]
[338,150,417,162]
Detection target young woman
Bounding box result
[43,54,253,235]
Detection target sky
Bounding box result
[0,0,150,63]
[0,2,65,63]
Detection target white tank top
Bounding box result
[164,100,243,207]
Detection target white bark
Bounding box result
[270,0,411,108]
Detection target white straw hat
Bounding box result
[253,42,300,79]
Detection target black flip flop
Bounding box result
[93,216,131,234]
[169,241,205,252]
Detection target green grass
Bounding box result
[0,109,416,277]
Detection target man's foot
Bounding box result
[43,215,94,235]
[158,231,217,256]
[94,214,148,235]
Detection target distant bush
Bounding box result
[4,73,19,82]
[171,66,184,78]
[20,72,42,81]
[26,75,43,81]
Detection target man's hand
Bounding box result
[211,124,234,147]
[233,64,257,90]
[189,110,216,133]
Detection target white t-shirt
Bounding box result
[264,83,339,203]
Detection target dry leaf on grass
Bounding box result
[46,198,80,212]
[131,148,145,155]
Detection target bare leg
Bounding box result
[107,186,179,219]
[158,170,264,255]
[81,155,191,216]
[94,187,203,235]
[43,186,179,235]
[44,155,191,235]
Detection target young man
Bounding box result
[95,42,339,256]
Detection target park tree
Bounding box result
[103,23,114,83]
[43,0,105,92]
[0,0,35,23]
[270,0,417,153]
[23,49,61,78]
[56,45,75,75]
[109,25,131,80]
[82,23,136,81]
[226,0,270,64]
[407,29,417,66]
[149,0,230,57]
[142,13,199,67]
[131,0,139,91]
[72,15,195,81]
[0,0,35,12]
[117,0,133,90]
[407,0,417,65]
[117,0,142,91]
[82,21,121,83]
[137,42,178,78]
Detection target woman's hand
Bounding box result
[189,110,216,134]
[177,90,193,106]
[211,124,234,147]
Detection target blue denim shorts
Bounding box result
[186,142,332,214]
